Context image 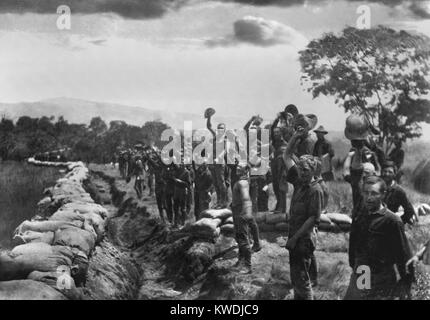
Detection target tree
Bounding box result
[299,26,430,151]
[89,117,107,136]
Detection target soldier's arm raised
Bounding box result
[206,116,215,136]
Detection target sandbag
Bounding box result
[27,270,82,300]
[0,280,67,300]
[201,209,232,220]
[320,214,333,224]
[11,243,54,256]
[53,226,96,255]
[225,216,234,224]
[50,210,105,240]
[220,224,235,237]
[50,209,85,222]
[187,218,222,240]
[275,222,289,232]
[11,243,73,260]
[62,203,108,218]
[13,231,55,245]
[258,223,276,232]
[266,213,287,225]
[318,221,337,232]
[325,213,352,226]
[0,251,72,281]
[15,220,83,236]
[255,211,268,224]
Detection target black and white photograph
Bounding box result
[1,0,430,304]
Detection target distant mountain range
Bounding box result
[0,97,244,130]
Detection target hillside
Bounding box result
[0,97,244,130]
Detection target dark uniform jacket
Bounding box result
[295,135,316,158]
[385,182,415,225]
[286,166,323,241]
[349,207,412,280]
[312,139,334,158]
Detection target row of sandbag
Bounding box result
[182,209,233,240]
[0,161,107,300]
[183,209,352,242]
[27,157,75,168]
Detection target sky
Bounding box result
[1,0,430,137]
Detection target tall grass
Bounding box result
[0,161,61,249]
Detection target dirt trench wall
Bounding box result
[0,158,140,300]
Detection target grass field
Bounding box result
[0,161,61,249]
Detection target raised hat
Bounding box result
[294,114,318,131]
[314,125,328,134]
[284,104,299,118]
[204,107,216,118]
[344,114,370,141]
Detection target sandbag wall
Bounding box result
[0,158,107,300]
[186,209,352,241]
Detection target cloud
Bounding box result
[222,0,430,20]
[1,0,430,21]
[206,16,307,47]
[0,0,187,19]
[409,1,430,18]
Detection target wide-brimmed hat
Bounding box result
[204,107,216,118]
[284,104,299,118]
[314,125,328,134]
[344,114,370,141]
[294,114,318,131]
[253,115,263,126]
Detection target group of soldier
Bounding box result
[114,104,430,300]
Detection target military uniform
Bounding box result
[194,164,213,220]
[313,138,335,181]
[163,165,176,225]
[286,165,323,300]
[345,167,413,300]
[173,166,192,226]
[232,178,254,269]
[385,182,415,225]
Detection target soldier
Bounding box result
[344,176,413,300]
[231,162,255,274]
[343,115,413,300]
[270,118,288,213]
[283,127,323,300]
[312,125,335,181]
[128,153,145,199]
[206,108,229,209]
[163,163,176,226]
[293,114,317,157]
[381,161,415,225]
[193,161,213,220]
[173,164,192,227]
[146,149,167,222]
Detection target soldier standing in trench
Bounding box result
[206,108,229,209]
[282,126,323,300]
[231,162,255,274]
[270,117,288,214]
[145,148,167,223]
[173,163,192,227]
[193,161,213,220]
